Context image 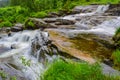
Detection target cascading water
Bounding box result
[95,5,109,13]
[63,5,109,20]
[0,30,57,80]
[62,4,120,37]
[0,4,120,80]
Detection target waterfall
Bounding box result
[95,5,109,13]
[0,30,56,80]
[63,5,110,20]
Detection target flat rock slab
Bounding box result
[45,29,95,63]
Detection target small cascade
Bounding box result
[0,30,58,80]
[95,5,109,13]
[63,5,109,20]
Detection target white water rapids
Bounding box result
[63,4,120,37]
[0,30,56,80]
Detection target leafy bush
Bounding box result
[31,11,48,18]
[0,21,12,27]
[0,6,29,28]
[42,59,118,80]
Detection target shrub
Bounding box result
[15,14,27,23]
[31,11,48,18]
[24,19,36,29]
[42,59,118,80]
[0,21,12,27]
[0,6,29,27]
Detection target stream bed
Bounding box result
[0,4,120,80]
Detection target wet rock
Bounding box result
[31,31,59,62]
[75,23,90,30]
[11,44,18,49]
[11,27,23,32]
[106,4,120,16]
[58,10,72,16]
[11,23,23,32]
[0,64,27,80]
[55,19,75,25]
[24,18,56,30]
[0,28,7,33]
[103,59,113,67]
[43,18,57,23]
[112,33,120,48]
[101,63,120,76]
[72,5,98,14]
[6,27,11,33]
[0,46,10,53]
[55,25,76,29]
[47,12,59,17]
[8,32,12,36]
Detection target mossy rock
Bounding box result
[113,27,120,49]
[24,18,53,30]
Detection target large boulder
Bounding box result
[55,19,75,25]
[31,31,59,62]
[24,18,56,30]
[11,23,23,32]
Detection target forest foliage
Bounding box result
[0,0,120,27]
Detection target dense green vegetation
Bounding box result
[0,6,29,27]
[112,49,120,70]
[42,59,120,80]
[0,0,120,27]
[10,0,120,11]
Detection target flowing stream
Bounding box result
[63,4,120,37]
[0,5,120,80]
[0,30,57,80]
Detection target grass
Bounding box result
[111,49,120,70]
[115,27,120,35]
[42,59,120,80]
